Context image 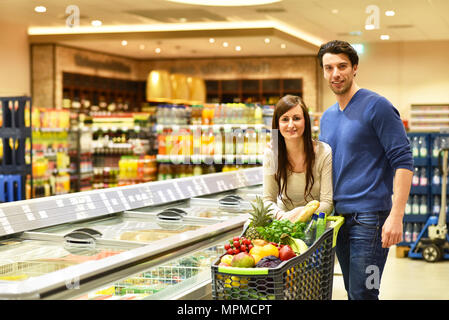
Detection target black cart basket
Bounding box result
[211,215,344,300]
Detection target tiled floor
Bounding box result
[332,246,449,300]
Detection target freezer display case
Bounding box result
[0,167,262,299]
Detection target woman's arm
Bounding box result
[262,148,289,219]
[317,145,333,215]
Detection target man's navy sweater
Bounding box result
[319,88,414,214]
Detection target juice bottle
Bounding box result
[158,163,167,181]
[193,164,202,176]
[315,212,327,240]
[254,105,263,125]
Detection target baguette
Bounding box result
[293,200,320,223]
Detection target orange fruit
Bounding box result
[260,244,279,258]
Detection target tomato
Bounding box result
[227,249,234,255]
[233,241,240,248]
[224,243,231,250]
[233,236,240,242]
[233,248,240,255]
[244,239,252,246]
[248,244,253,250]
[240,244,247,252]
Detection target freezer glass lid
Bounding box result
[0,238,125,282]
[131,198,251,219]
[34,213,207,243]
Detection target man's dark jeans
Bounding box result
[335,211,390,300]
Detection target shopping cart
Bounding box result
[211,215,344,300]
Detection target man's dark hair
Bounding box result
[317,40,359,68]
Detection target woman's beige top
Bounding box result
[263,141,333,219]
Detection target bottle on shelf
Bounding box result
[412,223,420,243]
[412,167,420,187]
[412,195,420,215]
[432,168,441,186]
[405,197,412,215]
[418,136,427,158]
[420,195,428,215]
[411,136,419,157]
[404,223,412,243]
[433,195,440,216]
[432,137,440,158]
[419,167,428,186]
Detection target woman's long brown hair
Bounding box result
[271,95,315,207]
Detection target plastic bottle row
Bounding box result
[405,194,447,215]
[155,103,265,126]
[412,166,429,187]
[403,222,424,243]
[157,163,256,181]
[411,135,449,158]
[157,127,270,158]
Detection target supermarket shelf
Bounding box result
[411,110,449,115]
[410,118,449,123]
[154,124,268,132]
[403,214,430,223]
[156,154,264,164]
[410,126,449,132]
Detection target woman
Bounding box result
[263,95,333,221]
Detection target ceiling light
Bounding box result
[235,45,242,51]
[165,0,282,6]
[139,44,145,50]
[209,38,215,43]
[223,42,229,47]
[179,18,187,22]
[121,40,128,46]
[34,6,46,13]
[91,20,102,27]
[351,43,364,54]
[280,43,286,49]
[365,24,375,30]
[385,10,395,16]
[155,48,161,53]
[349,31,362,36]
[264,38,271,44]
[331,9,339,14]
[380,34,390,40]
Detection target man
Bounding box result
[317,40,413,300]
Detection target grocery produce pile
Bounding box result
[218,197,325,269]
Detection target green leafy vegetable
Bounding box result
[256,219,307,243]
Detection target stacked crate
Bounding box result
[0,96,32,202]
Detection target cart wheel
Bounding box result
[422,244,443,263]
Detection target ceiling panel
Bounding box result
[0,0,448,58]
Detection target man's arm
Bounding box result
[381,168,413,248]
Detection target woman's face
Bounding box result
[278,104,305,141]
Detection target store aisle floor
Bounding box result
[332,246,449,300]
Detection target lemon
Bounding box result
[260,244,279,258]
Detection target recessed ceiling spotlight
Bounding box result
[209,38,215,43]
[139,44,146,50]
[121,40,128,46]
[380,34,390,40]
[385,10,395,16]
[365,24,375,30]
[91,20,102,27]
[155,48,161,53]
[349,31,362,36]
[179,17,187,22]
[280,43,286,49]
[331,9,339,14]
[264,38,271,44]
[223,42,229,47]
[235,45,242,51]
[34,6,46,13]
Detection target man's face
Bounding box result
[322,53,357,95]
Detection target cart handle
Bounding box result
[327,215,344,248]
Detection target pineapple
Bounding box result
[245,196,274,240]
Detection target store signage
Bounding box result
[169,61,271,76]
[74,54,131,74]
